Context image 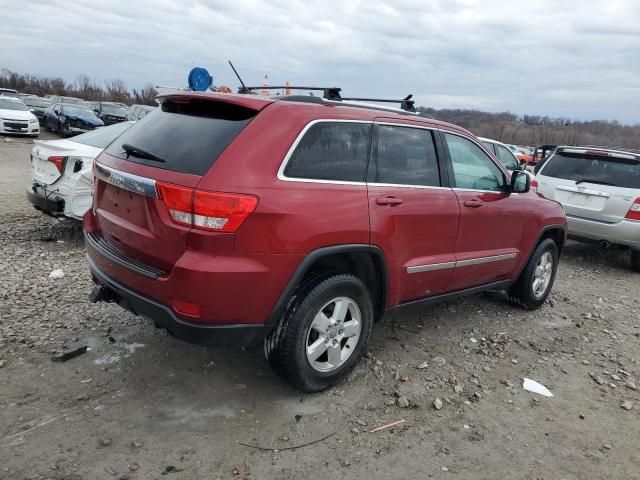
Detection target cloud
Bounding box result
[1,0,639,122]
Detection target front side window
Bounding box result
[444,133,505,191]
[496,145,520,171]
[284,122,371,182]
[368,125,440,186]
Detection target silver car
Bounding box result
[535,146,640,271]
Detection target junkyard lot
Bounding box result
[0,135,639,479]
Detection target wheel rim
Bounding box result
[305,296,362,373]
[532,251,554,299]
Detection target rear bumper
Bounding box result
[567,215,640,250]
[87,255,270,348]
[26,184,65,216]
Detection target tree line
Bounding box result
[3,68,639,148]
[419,107,640,149]
[0,69,158,105]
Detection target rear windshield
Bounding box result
[541,152,640,189]
[105,99,256,175]
[73,122,133,148]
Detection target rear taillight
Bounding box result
[156,182,258,233]
[48,155,67,174]
[625,198,640,221]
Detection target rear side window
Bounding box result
[368,125,440,186]
[284,122,371,182]
[105,99,257,176]
[541,152,640,189]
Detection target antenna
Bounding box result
[228,60,250,94]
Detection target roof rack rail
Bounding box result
[577,145,640,155]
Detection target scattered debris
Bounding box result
[238,432,335,452]
[523,378,553,397]
[48,268,65,279]
[98,437,113,447]
[161,465,181,475]
[625,380,637,391]
[620,401,633,411]
[0,359,6,368]
[51,346,90,362]
[400,375,409,382]
[294,414,302,422]
[470,337,478,343]
[369,419,406,433]
[433,398,443,410]
[397,396,410,408]
[417,361,429,369]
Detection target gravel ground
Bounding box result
[1,133,639,480]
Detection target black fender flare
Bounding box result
[266,244,388,326]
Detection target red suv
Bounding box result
[84,91,567,391]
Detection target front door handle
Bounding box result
[463,199,482,208]
[376,196,404,206]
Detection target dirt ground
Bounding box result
[1,132,639,480]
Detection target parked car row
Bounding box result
[0,90,157,139]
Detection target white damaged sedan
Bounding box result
[26,121,134,220]
[0,96,40,136]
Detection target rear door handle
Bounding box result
[463,199,482,208]
[376,196,404,206]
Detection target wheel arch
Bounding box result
[266,245,388,326]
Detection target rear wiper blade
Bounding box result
[575,178,616,186]
[122,143,166,163]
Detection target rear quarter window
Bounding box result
[105,99,257,176]
[283,122,371,182]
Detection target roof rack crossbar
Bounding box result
[242,85,342,100]
[341,94,415,112]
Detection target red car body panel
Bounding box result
[84,92,567,343]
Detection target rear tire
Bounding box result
[265,274,374,392]
[508,238,559,309]
[631,251,640,273]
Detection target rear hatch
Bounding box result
[537,148,640,223]
[92,94,269,272]
[31,139,101,185]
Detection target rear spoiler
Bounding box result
[559,147,638,161]
[155,91,274,112]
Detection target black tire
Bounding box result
[265,274,374,392]
[58,122,66,138]
[508,238,559,309]
[631,251,640,273]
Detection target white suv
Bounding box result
[535,146,640,271]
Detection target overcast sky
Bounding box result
[2,0,639,123]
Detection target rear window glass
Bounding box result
[73,122,133,148]
[368,125,440,186]
[284,122,371,182]
[105,99,256,175]
[542,152,640,189]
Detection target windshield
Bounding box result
[102,103,128,116]
[24,98,50,108]
[61,97,84,105]
[0,98,28,111]
[541,152,640,189]
[62,105,95,118]
[73,122,133,148]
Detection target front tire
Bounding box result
[508,238,559,309]
[265,274,374,392]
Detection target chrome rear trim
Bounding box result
[95,162,158,198]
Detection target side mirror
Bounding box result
[510,170,530,193]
